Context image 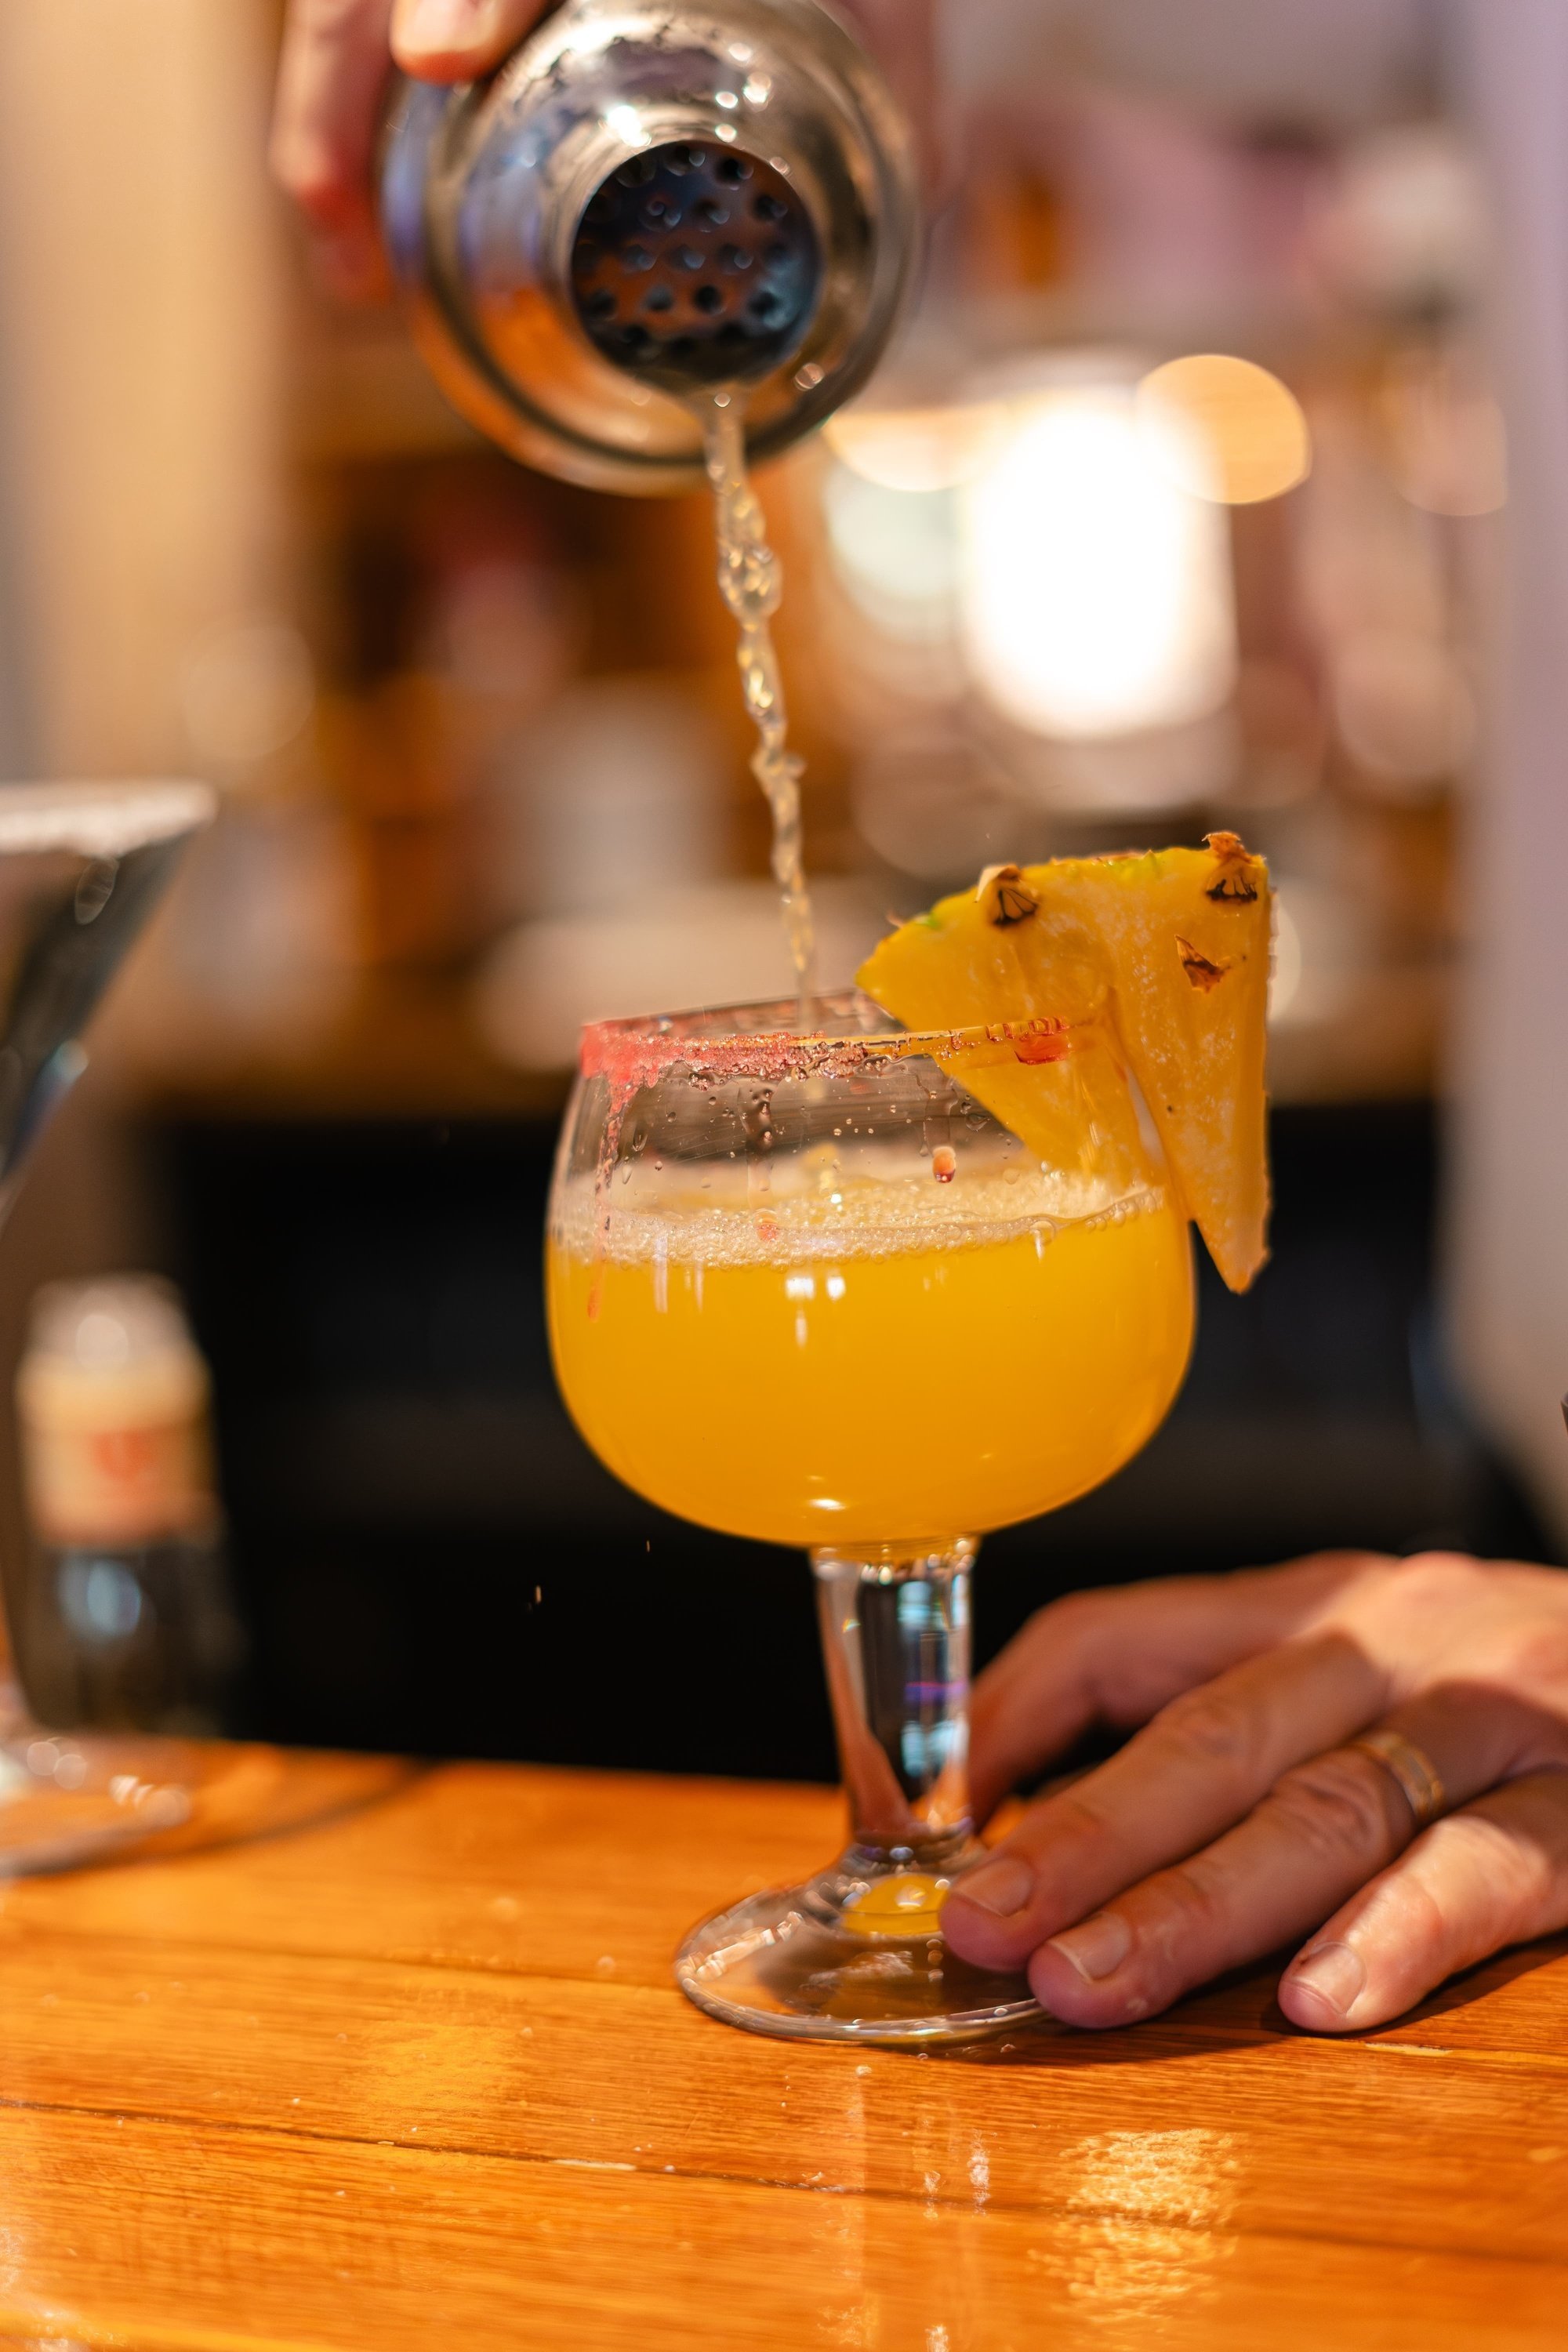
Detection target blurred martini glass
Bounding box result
[0,781,400,1871]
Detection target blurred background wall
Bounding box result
[1447,0,1568,1548]
[0,0,285,776]
[0,0,289,1668]
[0,0,1553,1773]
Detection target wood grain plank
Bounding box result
[11,1762,1568,2066]
[0,1764,843,1990]
[0,2104,1561,2352]
[0,1924,1563,2267]
[2,1762,1568,2345]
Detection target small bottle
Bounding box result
[15,1278,241,1734]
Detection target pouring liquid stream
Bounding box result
[584,393,816,1287]
[701,394,817,1020]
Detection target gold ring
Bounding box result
[1350,1727,1446,1828]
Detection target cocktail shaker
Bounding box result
[380,0,918,492]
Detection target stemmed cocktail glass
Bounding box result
[0,781,407,1871]
[0,780,220,1867]
[548,989,1195,2043]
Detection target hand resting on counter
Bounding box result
[946,1549,1568,2033]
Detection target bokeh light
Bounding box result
[822,465,958,637]
[1136,354,1312,506]
[823,405,998,494]
[959,386,1237,740]
[179,618,314,768]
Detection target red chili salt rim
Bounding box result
[578,989,1076,1091]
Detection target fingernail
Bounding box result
[953,1855,1033,1918]
[396,0,492,60]
[1047,1911,1132,1983]
[1288,1940,1366,2020]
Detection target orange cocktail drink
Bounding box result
[545,991,1196,2045]
[549,1166,1192,1550]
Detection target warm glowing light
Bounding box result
[823,465,956,635]
[180,618,314,764]
[1136,355,1311,506]
[959,387,1237,740]
[1265,883,1364,1029]
[1269,895,1303,1023]
[824,405,999,494]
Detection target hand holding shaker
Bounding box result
[380,0,919,489]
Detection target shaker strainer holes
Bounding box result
[569,140,821,390]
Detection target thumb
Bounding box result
[391,0,554,83]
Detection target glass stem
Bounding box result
[811,1539,977,1873]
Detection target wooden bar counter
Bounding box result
[0,1755,1563,2348]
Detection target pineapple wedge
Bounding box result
[857,833,1271,1291]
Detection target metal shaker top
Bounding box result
[570,141,823,390]
[381,0,918,493]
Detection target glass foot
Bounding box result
[675,1847,1042,2045]
[0,1686,410,1875]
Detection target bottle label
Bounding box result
[20,1414,216,1547]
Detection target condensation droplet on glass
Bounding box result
[931,1145,957,1183]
